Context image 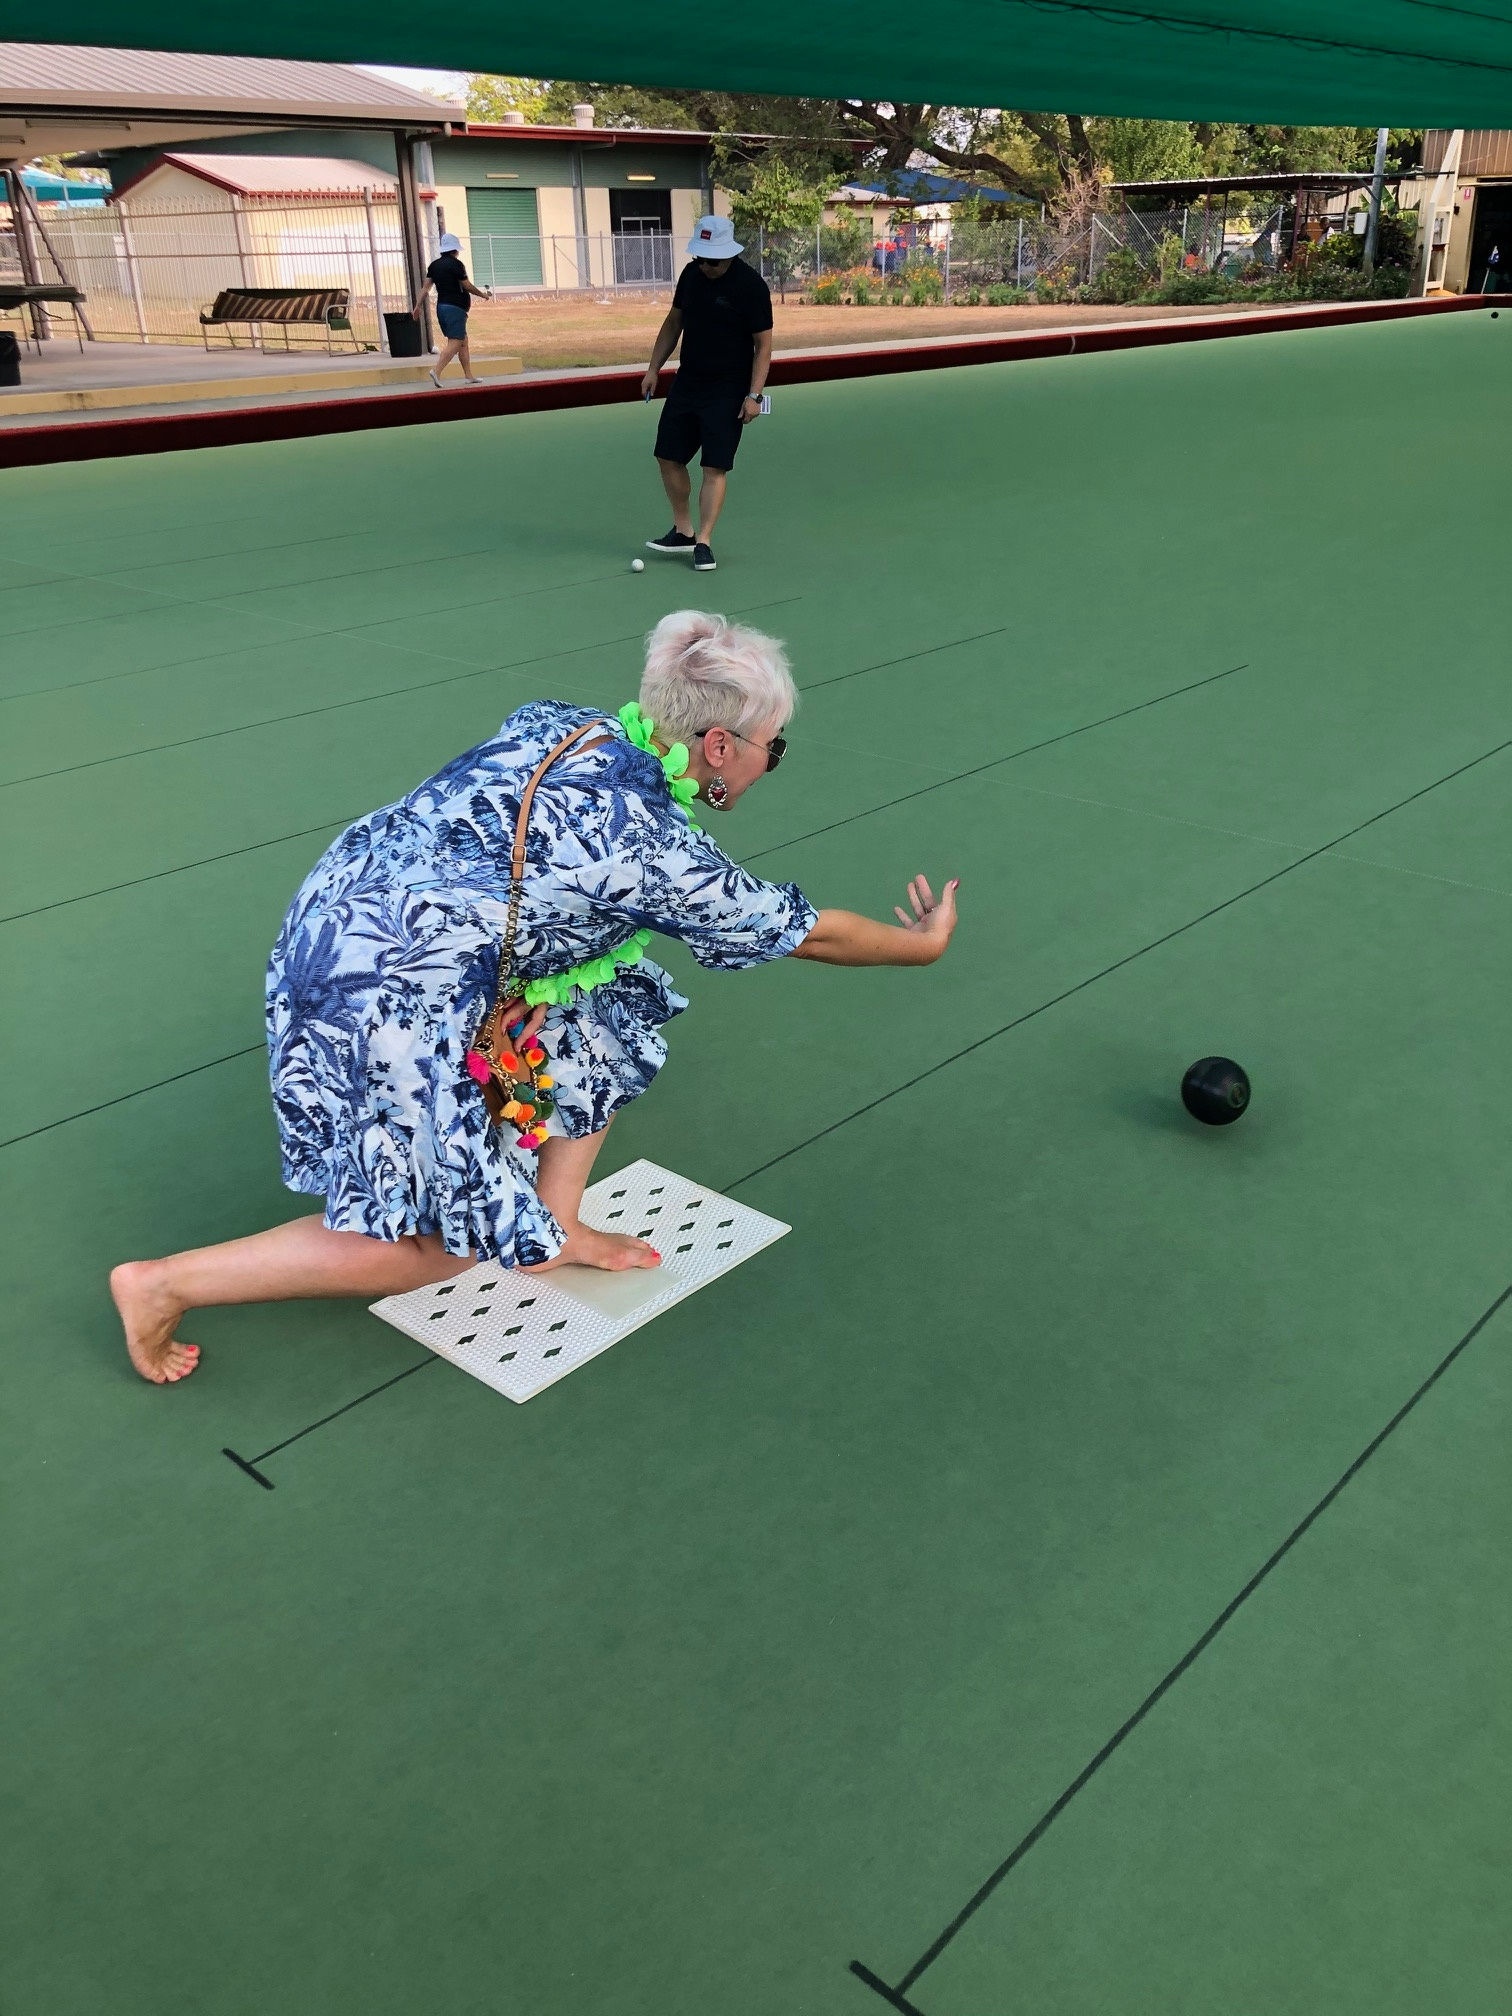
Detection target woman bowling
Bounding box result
[111,611,960,1382]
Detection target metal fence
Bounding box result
[466,231,678,293]
[0,195,691,348]
[745,203,1294,298]
[1,188,1321,347]
[1,192,413,347]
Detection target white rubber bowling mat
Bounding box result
[370,1159,790,1403]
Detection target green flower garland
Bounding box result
[516,702,700,1009]
[617,700,703,828]
[521,929,652,1008]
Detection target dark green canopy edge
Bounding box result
[6,0,1512,125]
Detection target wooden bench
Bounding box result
[199,287,360,353]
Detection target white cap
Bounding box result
[438,232,462,253]
[686,214,743,259]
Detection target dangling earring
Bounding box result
[705,773,729,810]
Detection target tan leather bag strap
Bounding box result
[489,719,612,1022]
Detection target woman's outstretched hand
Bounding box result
[893,875,959,959]
[792,876,961,967]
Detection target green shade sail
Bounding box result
[5,2,1512,126]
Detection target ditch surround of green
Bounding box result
[2,308,1509,2016]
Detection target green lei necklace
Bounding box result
[617,700,703,826]
[516,702,700,1009]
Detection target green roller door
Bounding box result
[465,188,543,288]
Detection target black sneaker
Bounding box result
[692,542,717,571]
[646,528,696,554]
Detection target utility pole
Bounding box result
[1362,126,1389,279]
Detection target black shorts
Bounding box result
[653,379,748,471]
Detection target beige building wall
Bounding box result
[580,185,613,286]
[1443,181,1478,292]
[822,195,895,237]
[670,185,701,272]
[431,182,469,261]
[121,162,234,209]
[534,184,580,287]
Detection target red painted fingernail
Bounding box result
[650,1249,662,1260]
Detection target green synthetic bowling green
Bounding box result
[3,311,1508,2016]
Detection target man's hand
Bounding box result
[640,367,659,401]
[740,394,762,422]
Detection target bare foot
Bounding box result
[110,1261,201,1384]
[523,1225,661,1274]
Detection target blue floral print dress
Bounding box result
[266,701,816,1266]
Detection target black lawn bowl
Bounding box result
[1181,1056,1251,1127]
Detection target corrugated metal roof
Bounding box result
[0,42,461,118]
[137,150,399,196]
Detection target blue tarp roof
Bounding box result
[19,168,107,203]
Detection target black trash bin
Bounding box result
[0,331,20,388]
[384,311,424,359]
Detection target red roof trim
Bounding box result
[461,123,719,145]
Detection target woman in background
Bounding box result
[413,231,490,387]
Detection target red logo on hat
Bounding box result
[700,227,712,238]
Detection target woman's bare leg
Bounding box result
[431,335,463,383]
[110,1217,473,1386]
[527,1124,661,1274]
[458,333,479,383]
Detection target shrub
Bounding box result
[819,217,872,271]
[1155,233,1186,285]
[852,276,872,306]
[1373,209,1417,270]
[985,283,1030,305]
[1034,269,1077,304]
[1147,267,1233,305]
[1089,245,1150,304]
[906,264,944,305]
[813,277,844,305]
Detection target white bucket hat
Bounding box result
[438,232,462,253]
[686,214,743,259]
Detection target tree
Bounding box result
[728,155,826,238]
[465,75,553,124]
[462,80,1421,203]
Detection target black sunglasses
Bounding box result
[696,727,787,772]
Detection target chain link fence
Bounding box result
[743,203,1294,301]
[2,184,1357,349]
[0,194,690,348]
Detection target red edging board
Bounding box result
[0,294,1490,471]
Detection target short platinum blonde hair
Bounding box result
[640,610,797,748]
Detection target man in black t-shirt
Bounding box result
[641,215,774,572]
